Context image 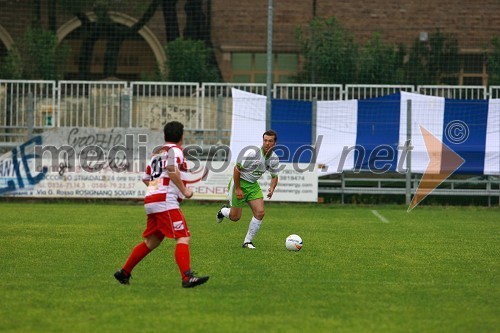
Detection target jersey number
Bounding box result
[150,156,163,179]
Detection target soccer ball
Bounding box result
[285,234,303,251]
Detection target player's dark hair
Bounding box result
[164,121,184,143]
[263,129,277,142]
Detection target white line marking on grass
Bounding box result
[371,210,389,223]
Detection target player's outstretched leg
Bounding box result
[114,241,153,285]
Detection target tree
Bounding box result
[487,37,500,85]
[358,33,405,84]
[182,0,221,80]
[0,27,70,80]
[162,38,220,82]
[0,48,23,79]
[295,17,358,84]
[404,30,459,85]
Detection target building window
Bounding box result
[231,53,298,83]
[64,29,156,81]
[459,53,487,86]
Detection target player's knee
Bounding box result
[145,238,161,250]
[177,236,190,245]
[229,214,241,222]
[255,211,265,220]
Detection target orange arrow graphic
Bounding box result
[408,125,465,211]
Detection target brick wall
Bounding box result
[1,0,499,80]
[211,0,500,51]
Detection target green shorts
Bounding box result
[229,178,263,208]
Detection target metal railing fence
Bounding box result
[0,80,498,205]
[1,81,497,137]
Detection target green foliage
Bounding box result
[22,27,70,80]
[139,65,165,81]
[296,19,461,85]
[0,48,24,79]
[296,18,405,84]
[358,33,405,84]
[2,27,70,80]
[295,17,358,84]
[487,37,500,85]
[163,38,220,82]
[404,30,460,85]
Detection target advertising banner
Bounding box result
[0,132,318,202]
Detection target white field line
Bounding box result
[371,210,390,223]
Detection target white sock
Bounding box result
[221,207,230,218]
[244,216,262,243]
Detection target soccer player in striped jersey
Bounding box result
[114,121,209,288]
[216,130,280,249]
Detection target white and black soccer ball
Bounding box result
[285,234,303,251]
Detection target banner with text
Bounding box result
[1,149,318,202]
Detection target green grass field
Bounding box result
[0,201,498,333]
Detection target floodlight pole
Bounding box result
[266,0,273,130]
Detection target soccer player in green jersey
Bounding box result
[216,130,280,249]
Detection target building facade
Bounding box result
[0,0,499,84]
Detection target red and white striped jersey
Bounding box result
[142,143,187,214]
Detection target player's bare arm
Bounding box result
[267,176,278,199]
[233,165,244,199]
[167,165,193,198]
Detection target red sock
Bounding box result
[175,243,191,280]
[123,242,152,275]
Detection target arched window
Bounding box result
[58,12,166,81]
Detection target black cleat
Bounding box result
[242,242,256,249]
[216,204,227,223]
[114,269,131,285]
[182,271,209,288]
